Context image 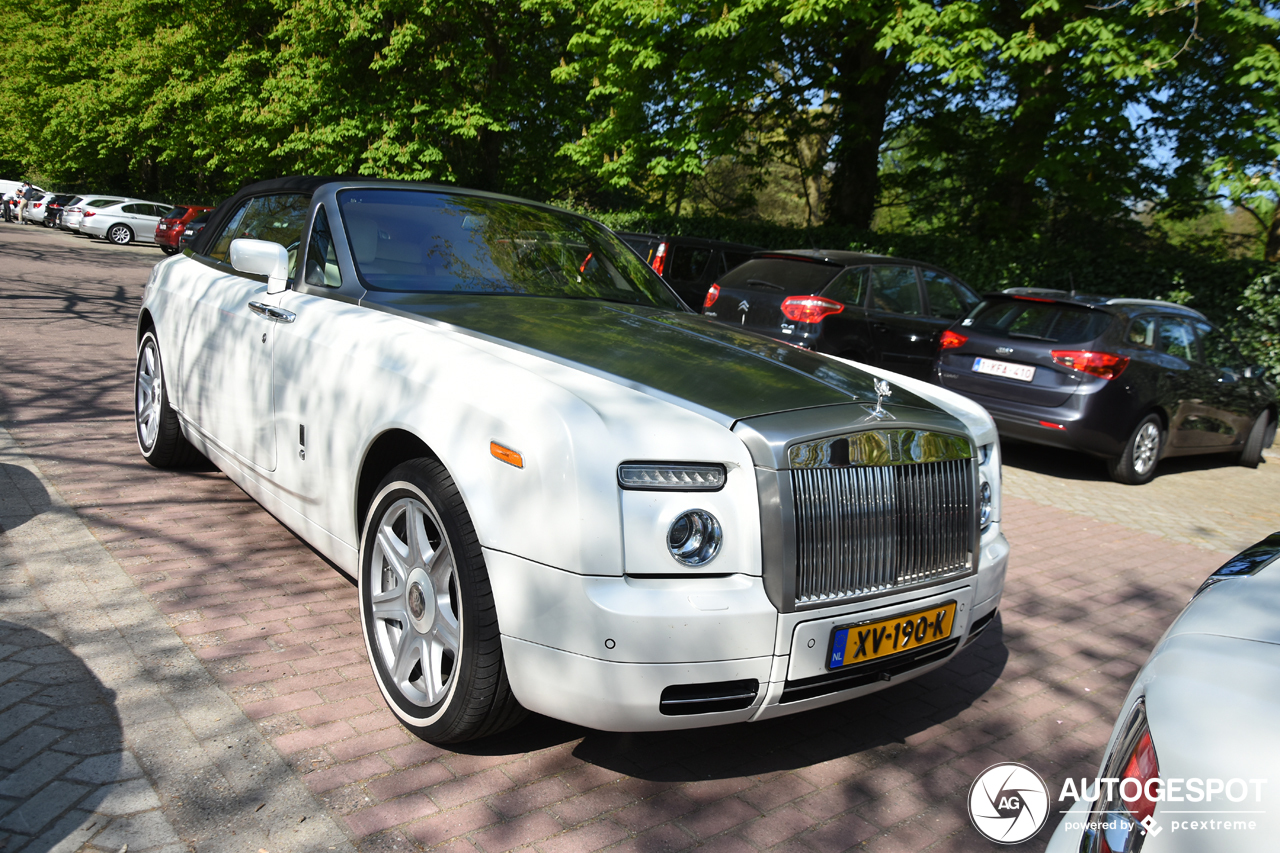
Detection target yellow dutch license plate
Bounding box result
[828,601,957,669]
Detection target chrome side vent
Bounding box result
[791,455,976,606]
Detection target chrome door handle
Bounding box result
[247,302,296,323]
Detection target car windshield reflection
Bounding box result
[336,189,682,310]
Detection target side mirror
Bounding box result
[230,238,289,294]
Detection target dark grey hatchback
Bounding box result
[934,293,1277,484]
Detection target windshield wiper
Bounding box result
[1007,332,1056,341]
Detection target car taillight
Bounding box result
[1086,699,1160,853]
[703,284,720,309]
[780,295,844,324]
[1051,350,1129,380]
[1121,730,1160,824]
[939,330,968,350]
[651,242,668,277]
[84,211,96,217]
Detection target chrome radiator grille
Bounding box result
[791,458,975,605]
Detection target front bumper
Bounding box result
[488,530,1009,731]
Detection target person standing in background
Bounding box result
[17,182,36,224]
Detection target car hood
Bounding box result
[1165,556,1280,647]
[362,294,951,427]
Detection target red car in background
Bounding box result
[154,205,213,255]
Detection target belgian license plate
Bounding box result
[828,601,957,669]
[973,357,1035,382]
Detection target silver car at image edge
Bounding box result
[1047,532,1280,852]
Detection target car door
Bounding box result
[1193,321,1258,444]
[865,265,936,378]
[268,203,372,545]
[815,266,873,358]
[174,193,311,471]
[1157,315,1230,450]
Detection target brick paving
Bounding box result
[2,223,1274,851]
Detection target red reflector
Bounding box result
[703,283,720,309]
[780,295,844,324]
[652,242,668,277]
[1038,421,1066,430]
[939,330,968,350]
[1051,350,1130,380]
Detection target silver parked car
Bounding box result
[1047,533,1280,852]
[80,199,172,245]
[61,196,131,233]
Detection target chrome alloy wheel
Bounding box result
[368,497,460,707]
[135,337,162,452]
[1132,421,1160,475]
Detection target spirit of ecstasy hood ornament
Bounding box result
[870,378,892,419]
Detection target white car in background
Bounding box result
[1047,533,1280,852]
[134,177,1009,743]
[61,195,130,232]
[81,199,172,245]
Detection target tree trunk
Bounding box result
[976,72,1061,239]
[823,35,902,230]
[1266,206,1280,263]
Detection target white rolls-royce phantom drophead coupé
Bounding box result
[134,177,1009,743]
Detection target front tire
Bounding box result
[108,223,133,245]
[359,458,525,743]
[134,330,199,468]
[1240,411,1275,468]
[1108,414,1163,485]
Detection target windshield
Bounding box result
[965,298,1111,344]
[337,189,683,309]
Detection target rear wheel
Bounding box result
[134,330,200,468]
[1108,414,1163,485]
[108,223,133,245]
[1240,411,1275,468]
[359,458,525,743]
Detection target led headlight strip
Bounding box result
[617,463,726,491]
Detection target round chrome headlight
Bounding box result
[667,510,722,566]
[979,481,993,529]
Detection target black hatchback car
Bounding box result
[702,250,981,381]
[934,293,1277,484]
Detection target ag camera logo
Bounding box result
[969,762,1050,844]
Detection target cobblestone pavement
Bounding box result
[1,223,1274,852]
[1002,439,1280,555]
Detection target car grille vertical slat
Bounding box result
[792,458,975,605]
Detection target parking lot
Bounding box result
[2,221,1278,853]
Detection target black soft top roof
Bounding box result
[191,175,354,255]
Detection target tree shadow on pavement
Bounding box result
[0,464,52,533]
[0,621,124,853]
